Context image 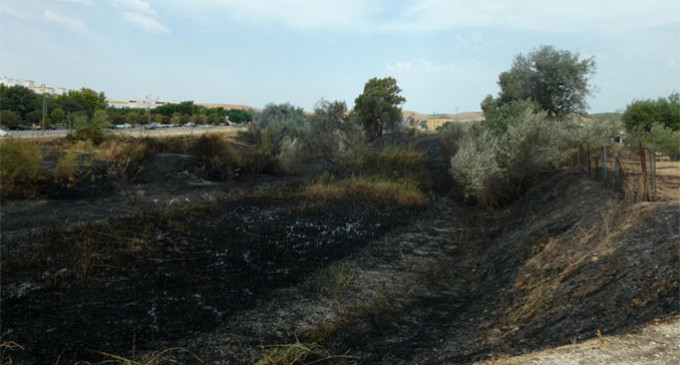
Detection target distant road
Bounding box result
[6,125,245,139]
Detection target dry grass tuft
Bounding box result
[75,347,202,365]
[0,330,24,365]
[191,134,241,180]
[254,339,356,365]
[304,176,426,207]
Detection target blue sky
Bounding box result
[1,0,678,113]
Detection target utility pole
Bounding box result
[41,84,46,135]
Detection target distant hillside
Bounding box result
[198,103,262,112]
[198,103,484,122]
[403,110,484,123]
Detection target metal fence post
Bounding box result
[648,148,657,201]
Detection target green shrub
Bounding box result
[647,124,680,160]
[628,123,680,160]
[450,111,567,207]
[71,111,110,144]
[277,136,303,175]
[567,116,623,147]
[263,120,307,157]
[308,99,365,160]
[438,122,468,157]
[54,148,79,187]
[0,139,43,198]
[450,130,507,207]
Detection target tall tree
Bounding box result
[58,88,107,117]
[354,77,406,139]
[487,45,596,119]
[0,85,40,119]
[0,110,21,129]
[126,111,139,125]
[50,108,66,125]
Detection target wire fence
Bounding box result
[576,142,657,202]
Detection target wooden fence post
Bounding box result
[615,152,620,180]
[603,148,608,184]
[639,142,649,201]
[587,143,591,176]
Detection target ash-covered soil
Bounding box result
[1,135,678,364]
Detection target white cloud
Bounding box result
[391,0,680,34]
[110,0,157,16]
[0,1,97,40]
[108,0,170,34]
[44,9,93,37]
[122,11,170,33]
[0,0,42,20]
[169,0,378,31]
[168,0,679,36]
[57,0,95,4]
[387,58,485,82]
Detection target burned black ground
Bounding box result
[1,134,678,364]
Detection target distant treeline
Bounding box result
[0,84,254,129]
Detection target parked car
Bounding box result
[10,124,34,130]
[0,129,9,137]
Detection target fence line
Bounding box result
[576,142,657,202]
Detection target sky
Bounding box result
[1,0,678,114]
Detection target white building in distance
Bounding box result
[1,76,169,110]
[107,98,168,110]
[0,76,66,95]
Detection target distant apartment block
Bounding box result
[0,76,66,95]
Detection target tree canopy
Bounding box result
[0,84,40,119]
[622,93,680,132]
[58,88,107,117]
[485,45,596,120]
[354,77,405,139]
[258,103,306,128]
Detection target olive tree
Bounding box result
[309,99,364,159]
[354,77,406,139]
[622,93,680,132]
[484,45,596,120]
